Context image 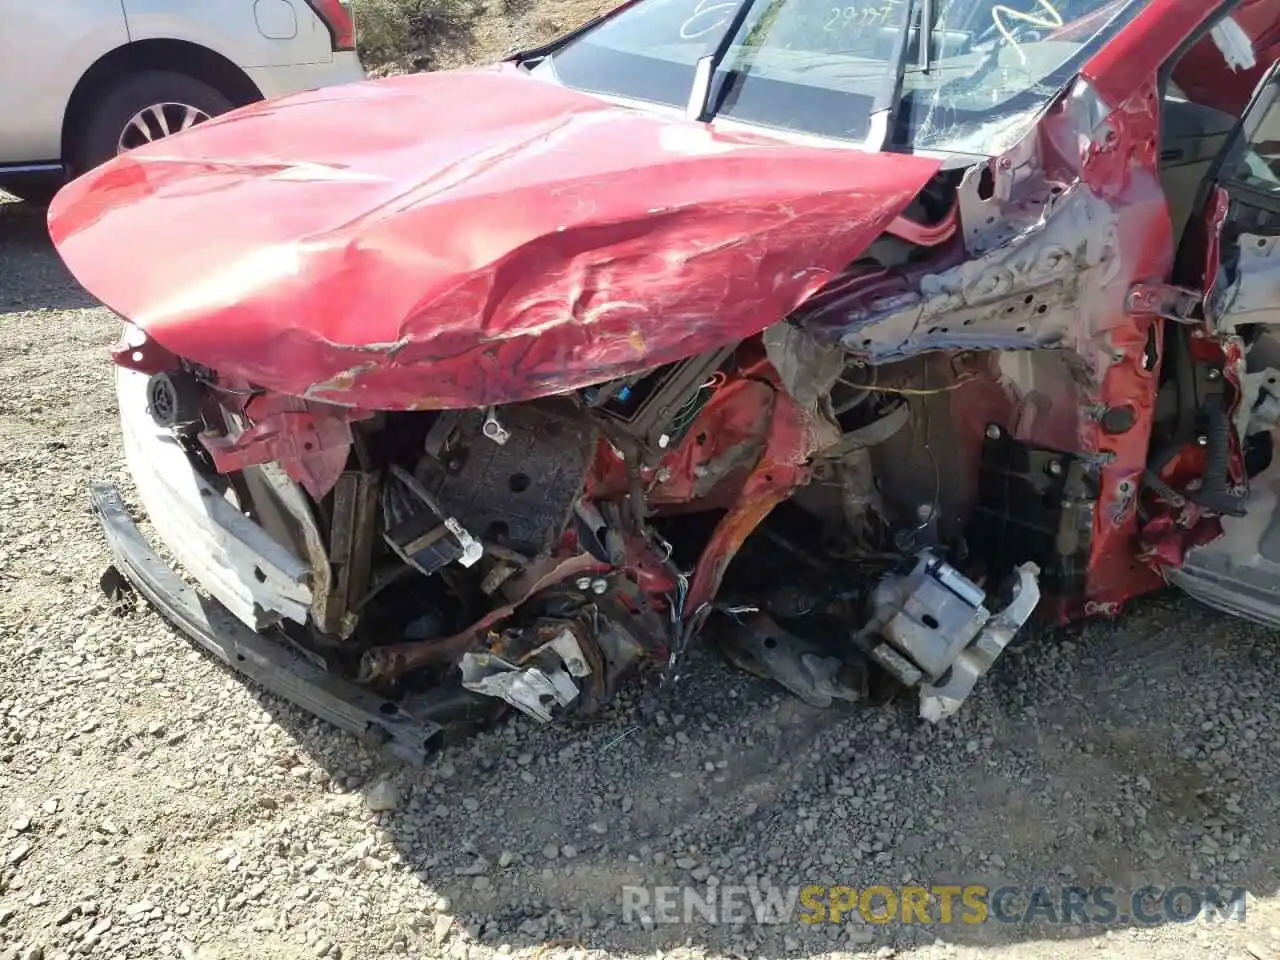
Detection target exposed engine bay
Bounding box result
[84,74,1279,755]
[130,313,1057,748]
[51,0,1280,761]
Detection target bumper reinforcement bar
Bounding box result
[90,481,446,765]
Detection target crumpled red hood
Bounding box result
[49,67,940,409]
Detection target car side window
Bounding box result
[1159,9,1274,243]
[1222,80,1280,194]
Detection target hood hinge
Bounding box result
[1127,282,1204,323]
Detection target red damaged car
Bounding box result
[48,0,1280,760]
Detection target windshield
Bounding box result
[535,0,1149,154]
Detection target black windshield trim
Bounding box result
[867,0,921,148]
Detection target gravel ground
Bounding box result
[3,194,1280,960]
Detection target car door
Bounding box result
[1156,61,1280,623]
[1197,63,1280,340]
[0,0,129,166]
[120,0,332,68]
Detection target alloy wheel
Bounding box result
[117,102,211,154]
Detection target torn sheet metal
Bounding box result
[1208,233,1280,336]
[682,378,820,618]
[1168,453,1280,627]
[762,322,844,413]
[200,390,371,498]
[460,653,579,723]
[459,624,593,722]
[794,139,1134,366]
[790,63,1189,613]
[48,68,939,411]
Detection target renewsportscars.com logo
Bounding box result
[620,884,1248,926]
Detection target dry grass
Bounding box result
[351,0,615,74]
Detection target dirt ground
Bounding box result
[3,193,1280,960]
[353,0,617,74]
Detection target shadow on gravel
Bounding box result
[190,588,1280,957]
[0,198,100,315]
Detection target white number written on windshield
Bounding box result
[823,1,904,33]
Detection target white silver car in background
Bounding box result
[0,0,364,199]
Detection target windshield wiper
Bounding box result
[919,0,932,72]
[863,0,925,151]
[685,0,764,121]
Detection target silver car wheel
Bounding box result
[117,102,211,154]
